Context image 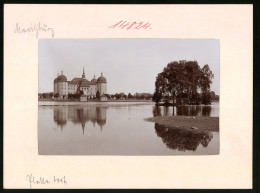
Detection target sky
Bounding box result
[39,39,219,95]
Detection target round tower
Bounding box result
[97,72,107,95]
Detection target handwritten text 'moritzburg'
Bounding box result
[14,22,54,38]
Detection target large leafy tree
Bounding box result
[200,64,214,104]
[153,60,214,105]
[153,72,167,103]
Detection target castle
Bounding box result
[54,68,107,99]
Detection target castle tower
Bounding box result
[97,72,107,95]
[82,67,86,79]
[53,70,68,98]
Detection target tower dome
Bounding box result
[54,74,59,83]
[97,73,107,83]
[91,75,97,84]
[57,71,67,82]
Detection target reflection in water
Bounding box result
[53,106,107,133]
[39,102,219,155]
[155,123,213,151]
[202,106,212,116]
[153,105,212,117]
[53,108,67,131]
[153,106,162,117]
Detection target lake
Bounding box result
[38,101,219,155]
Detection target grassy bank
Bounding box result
[145,116,219,132]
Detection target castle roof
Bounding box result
[80,79,90,87]
[90,75,97,85]
[67,81,78,85]
[57,75,67,82]
[69,78,82,84]
[97,73,107,83]
[54,71,67,82]
[54,70,106,86]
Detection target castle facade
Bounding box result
[54,68,107,99]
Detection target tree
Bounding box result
[183,61,202,104]
[105,94,111,99]
[42,93,47,98]
[210,91,219,101]
[54,93,59,98]
[153,60,214,105]
[201,91,211,105]
[75,90,84,99]
[153,72,167,104]
[146,93,153,100]
[141,94,146,100]
[72,93,77,99]
[200,64,214,104]
[96,91,100,99]
[152,90,162,104]
[115,93,121,99]
[210,91,216,99]
[128,93,133,99]
[119,93,125,99]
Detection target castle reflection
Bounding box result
[153,105,212,117]
[53,106,107,133]
[154,123,213,151]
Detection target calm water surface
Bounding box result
[38,101,219,155]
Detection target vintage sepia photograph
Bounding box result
[38,39,219,155]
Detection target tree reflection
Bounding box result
[54,108,67,131]
[202,106,212,116]
[153,105,212,117]
[153,106,162,117]
[154,123,213,151]
[53,106,107,133]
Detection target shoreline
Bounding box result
[38,99,219,105]
[145,116,219,132]
[38,99,153,103]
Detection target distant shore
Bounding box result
[145,116,219,132]
[38,99,153,102]
[38,99,219,104]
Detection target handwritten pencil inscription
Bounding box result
[109,20,152,30]
[26,174,67,188]
[14,22,54,38]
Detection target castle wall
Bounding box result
[96,83,107,95]
[97,83,101,93]
[68,84,77,94]
[57,82,68,96]
[89,85,97,96]
[100,83,107,94]
[54,82,58,94]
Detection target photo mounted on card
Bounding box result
[4,4,252,189]
[38,38,219,155]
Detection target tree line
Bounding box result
[38,92,153,100]
[152,60,215,105]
